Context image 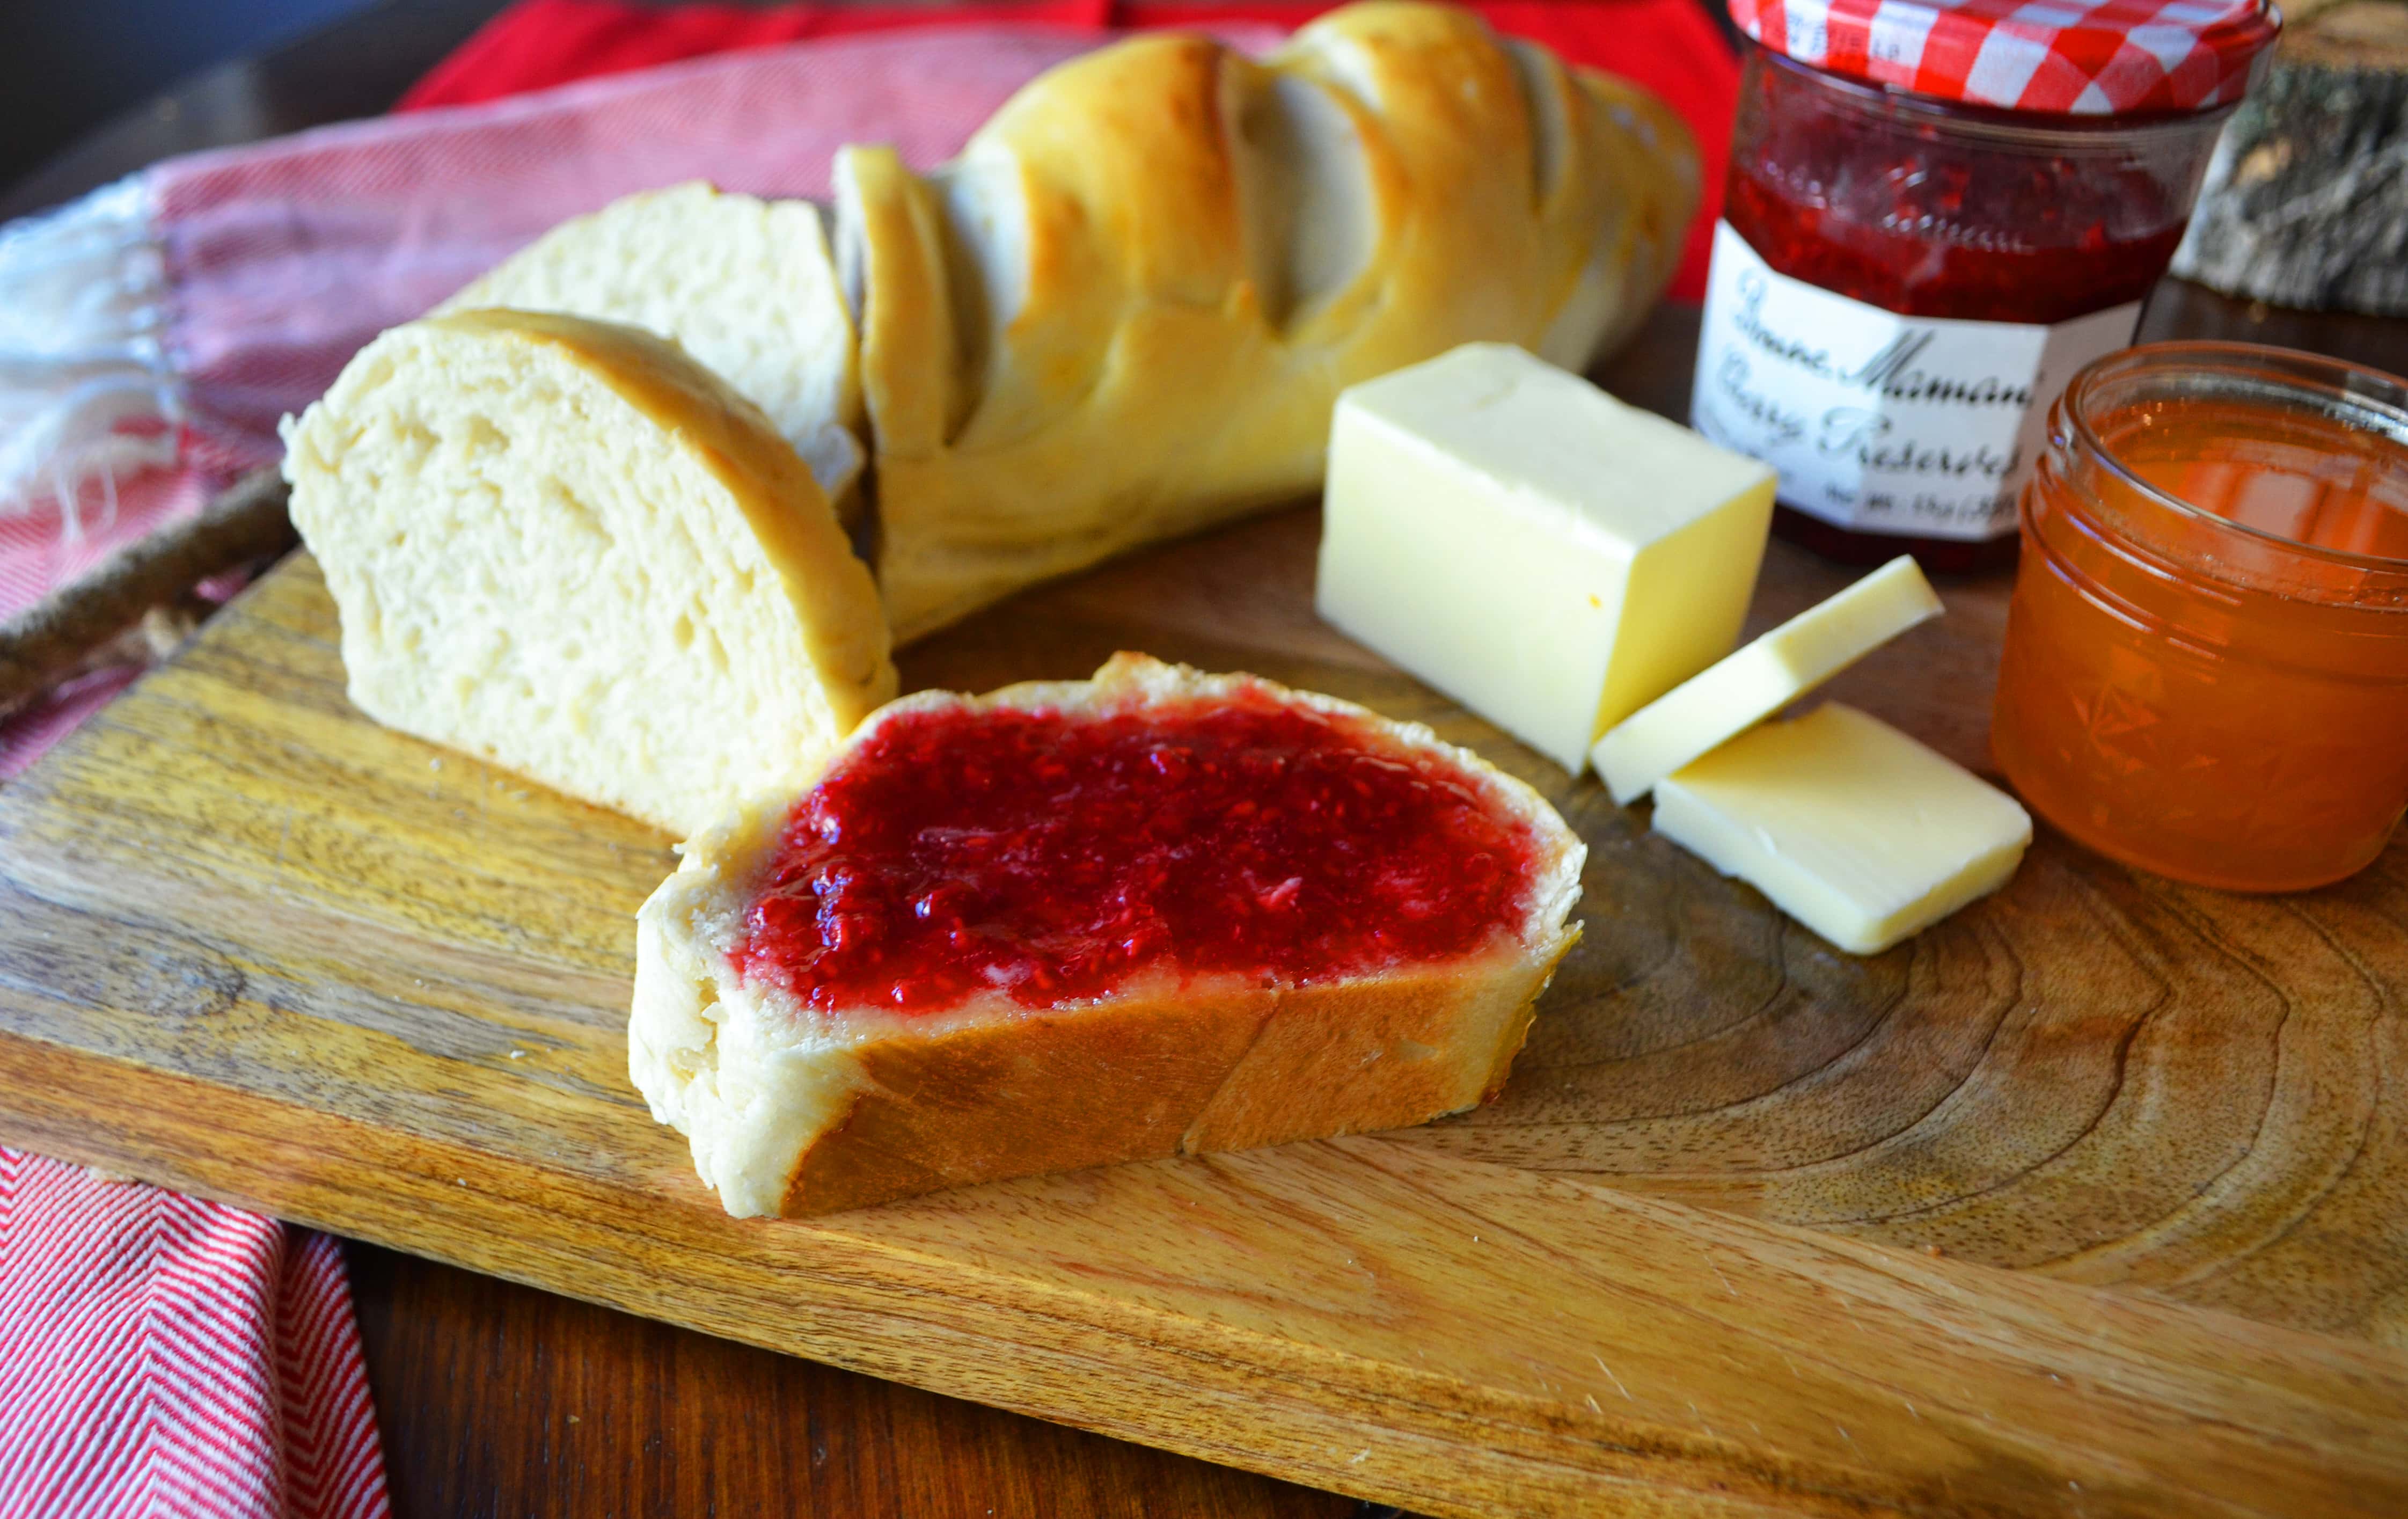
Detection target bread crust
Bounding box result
[847,3,1701,641]
[631,653,1585,1218]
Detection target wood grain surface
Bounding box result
[343,1240,1361,1517]
[4,388,2407,1513]
[903,472,2408,1349]
[14,0,2389,1511]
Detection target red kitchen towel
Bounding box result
[0,8,1736,1515]
[0,1153,387,1519]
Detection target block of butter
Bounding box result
[1592,557,1944,804]
[1315,344,1776,774]
[1653,704,2032,955]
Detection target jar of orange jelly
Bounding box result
[1992,343,2408,892]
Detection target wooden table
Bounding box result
[7,5,2404,1518]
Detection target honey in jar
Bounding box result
[1992,343,2408,892]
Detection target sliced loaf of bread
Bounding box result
[437,181,866,511]
[280,308,895,836]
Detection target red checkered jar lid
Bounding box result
[1727,0,2282,114]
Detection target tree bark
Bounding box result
[2170,0,2408,316]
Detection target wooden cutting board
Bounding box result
[5,320,2406,1516]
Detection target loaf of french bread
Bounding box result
[280,309,895,836]
[427,3,1700,648]
[842,2,1701,639]
[631,653,1585,1217]
[292,2,1695,843]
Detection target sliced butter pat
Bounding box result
[1592,556,1943,804]
[1315,343,1775,774]
[1653,704,2031,955]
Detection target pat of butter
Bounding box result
[1593,557,1943,804]
[1315,344,1775,774]
[1653,704,2031,955]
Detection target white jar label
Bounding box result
[1689,220,2142,542]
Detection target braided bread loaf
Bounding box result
[837,2,1699,639]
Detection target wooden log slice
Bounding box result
[2170,0,2408,317]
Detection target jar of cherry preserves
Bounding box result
[1690,0,2280,573]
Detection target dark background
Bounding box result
[1,0,389,191]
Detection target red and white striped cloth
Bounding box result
[0,1153,386,1519]
[0,6,1739,1515]
[1726,0,2279,114]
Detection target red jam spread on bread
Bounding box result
[733,691,1543,1013]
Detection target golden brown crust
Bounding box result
[1179,950,1565,1153]
[782,983,1278,1215]
[853,3,1702,641]
[835,148,961,461]
[778,945,1575,1216]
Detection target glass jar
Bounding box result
[1992,342,2408,893]
[1690,0,2278,574]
